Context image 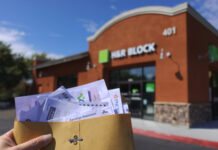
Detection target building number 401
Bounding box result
[162,26,176,36]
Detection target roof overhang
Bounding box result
[87,2,218,42]
[34,51,89,69]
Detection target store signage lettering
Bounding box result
[111,42,156,59]
[111,49,126,59]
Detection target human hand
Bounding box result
[0,129,52,150]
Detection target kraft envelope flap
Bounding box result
[14,114,135,150]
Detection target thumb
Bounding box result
[14,134,52,150]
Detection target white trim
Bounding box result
[87,2,218,42]
[186,4,218,36]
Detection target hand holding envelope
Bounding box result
[13,80,134,150]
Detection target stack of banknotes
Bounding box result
[15,80,129,122]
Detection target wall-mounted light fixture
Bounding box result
[160,48,172,59]
[166,52,171,58]
[86,61,97,70]
[38,71,43,77]
[160,48,164,60]
[86,61,90,70]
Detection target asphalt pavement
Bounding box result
[0,108,15,135]
[0,108,217,150]
[134,134,217,150]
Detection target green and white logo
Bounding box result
[208,45,218,62]
[99,49,109,64]
[146,83,155,93]
[77,93,85,102]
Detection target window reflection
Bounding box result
[131,84,141,94]
[143,66,155,81]
[120,67,142,81]
[110,66,155,82]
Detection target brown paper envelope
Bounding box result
[14,114,135,150]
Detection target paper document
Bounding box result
[109,88,124,114]
[15,80,129,122]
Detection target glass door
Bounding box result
[119,81,154,118]
[120,83,130,101]
[129,82,142,117]
[142,82,155,120]
[109,65,155,119]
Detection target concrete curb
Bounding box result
[133,128,218,149]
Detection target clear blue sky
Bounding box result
[0,0,217,58]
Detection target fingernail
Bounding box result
[42,134,52,140]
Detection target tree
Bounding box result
[24,52,51,71]
[0,41,29,101]
[31,53,48,60]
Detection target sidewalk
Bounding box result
[131,118,218,149]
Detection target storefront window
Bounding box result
[209,71,218,119]
[57,74,77,88]
[109,70,119,82]
[120,84,129,96]
[208,45,218,62]
[120,67,142,81]
[131,83,141,95]
[143,66,155,81]
[120,69,129,81]
[109,82,118,89]
[211,72,218,101]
